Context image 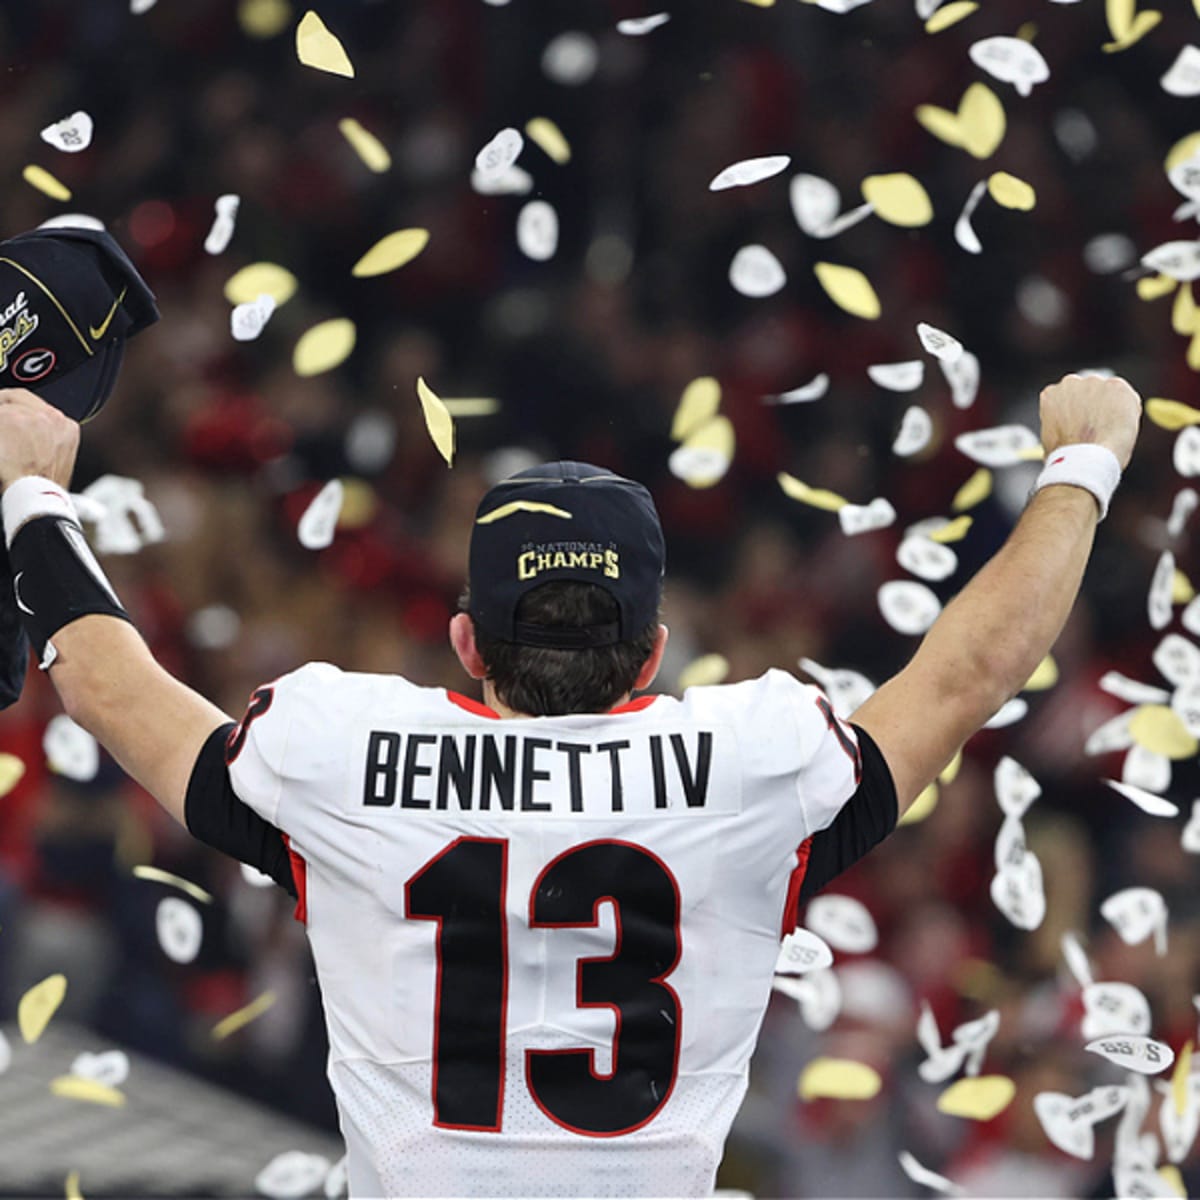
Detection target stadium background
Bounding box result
[1,0,1199,1196]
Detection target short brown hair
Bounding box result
[466,581,658,716]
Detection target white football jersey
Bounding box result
[227,663,863,1199]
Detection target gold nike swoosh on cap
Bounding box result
[89,286,128,340]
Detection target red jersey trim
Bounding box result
[781,837,814,936]
[445,691,660,718]
[281,834,308,924]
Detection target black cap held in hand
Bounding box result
[469,461,665,649]
[0,225,159,422]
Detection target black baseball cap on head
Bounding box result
[469,461,665,649]
[0,225,158,422]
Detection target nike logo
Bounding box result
[89,286,128,340]
[13,572,33,616]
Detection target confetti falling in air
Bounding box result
[212,991,277,1041]
[156,898,203,963]
[813,262,880,318]
[475,127,524,179]
[49,1075,126,1108]
[351,228,430,277]
[44,715,99,781]
[924,1,979,34]
[861,173,933,226]
[295,10,355,76]
[916,83,1006,159]
[297,480,345,550]
[778,473,848,512]
[0,753,26,798]
[516,200,559,261]
[204,193,240,255]
[952,468,992,512]
[616,13,671,35]
[766,374,830,404]
[678,654,730,690]
[1086,1035,1175,1075]
[18,974,67,1044]
[937,1075,1016,1121]
[897,1151,963,1196]
[805,893,878,953]
[255,1151,332,1200]
[987,171,1036,211]
[798,1058,883,1101]
[1148,398,1200,430]
[40,111,94,153]
[293,318,356,376]
[669,415,735,488]
[224,262,298,306]
[730,244,787,297]
[338,118,391,172]
[417,377,456,466]
[869,360,924,391]
[1102,0,1163,53]
[775,928,835,975]
[231,293,276,342]
[524,116,571,164]
[65,1169,83,1200]
[132,865,214,904]
[23,164,72,201]
[671,377,722,441]
[709,155,791,191]
[878,580,942,635]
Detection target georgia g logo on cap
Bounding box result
[12,347,56,383]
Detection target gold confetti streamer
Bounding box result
[861,173,933,227]
[798,1058,883,1101]
[23,165,72,201]
[916,83,1006,160]
[0,754,25,798]
[132,866,213,905]
[777,472,848,512]
[1174,570,1195,604]
[1023,655,1059,692]
[417,376,455,467]
[952,468,992,512]
[293,318,356,376]
[671,377,722,442]
[224,262,298,306]
[351,229,430,277]
[925,1,979,34]
[1173,1040,1193,1117]
[939,749,964,784]
[212,991,277,1040]
[937,1075,1016,1120]
[50,1076,125,1108]
[928,515,973,544]
[1102,0,1162,53]
[1138,274,1178,302]
[525,117,571,164]
[338,118,391,173]
[65,1170,84,1200]
[899,783,939,826]
[1147,398,1200,431]
[987,172,1036,211]
[813,262,881,320]
[1172,285,1199,337]
[442,397,501,417]
[678,654,730,691]
[295,10,354,77]
[19,974,67,1043]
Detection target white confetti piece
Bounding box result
[70,1051,130,1089]
[1160,1073,1200,1163]
[771,967,842,1031]
[898,1150,962,1196]
[991,818,1045,930]
[1062,931,1095,988]
[1105,778,1181,818]
[1186,596,1200,640]
[1100,671,1172,706]
[131,0,157,11]
[475,127,524,179]
[789,173,842,237]
[669,416,734,489]
[0,1030,9,1075]
[1084,233,1138,274]
[941,350,980,410]
[1174,427,1200,477]
[516,200,558,261]
[155,897,203,964]
[1035,1086,1128,1160]
[797,658,876,718]
[954,180,988,254]
[324,1156,348,1200]
[540,32,598,85]
[817,203,875,239]
[1142,241,1200,282]
[968,36,1050,97]
[616,13,671,35]
[44,715,99,781]
[204,193,239,255]
[729,244,786,297]
[995,756,1040,819]
[1182,800,1200,852]
[1150,551,1177,631]
[868,360,924,391]
[470,164,533,195]
[298,480,345,550]
[1170,153,1200,204]
[1085,711,1136,756]
[1166,489,1198,539]
[241,862,276,888]
[1155,633,1200,686]
[40,111,94,154]
[775,928,834,975]
[256,1151,333,1200]
[896,534,956,581]
[1162,46,1200,97]
[804,894,877,954]
[1087,1036,1175,1077]
[917,322,963,363]
[709,155,791,191]
[1083,982,1152,1039]
[954,424,1040,468]
[38,213,105,232]
[79,475,166,555]
[1122,744,1172,794]
[231,292,276,342]
[984,697,1028,729]
[838,498,896,536]
[766,374,829,404]
[917,1006,1000,1083]
[893,405,933,457]
[1101,887,1169,955]
[878,580,941,635]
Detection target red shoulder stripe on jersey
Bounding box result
[814,694,862,785]
[445,690,501,718]
[609,695,659,714]
[281,834,308,924]
[781,837,814,936]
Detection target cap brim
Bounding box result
[31,339,124,423]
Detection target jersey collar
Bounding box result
[445,690,659,718]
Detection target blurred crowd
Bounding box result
[2,1,1200,1195]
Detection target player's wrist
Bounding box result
[1030,443,1122,520]
[2,476,77,547]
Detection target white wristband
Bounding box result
[1031,444,1122,520]
[2,477,78,547]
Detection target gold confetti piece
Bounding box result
[338,118,391,173]
[1147,398,1200,430]
[1173,1039,1193,1117]
[23,165,71,202]
[239,0,292,38]
[0,753,25,798]
[1167,132,1200,173]
[1102,0,1162,53]
[295,10,354,77]
[1159,1165,1187,1198]
[525,117,571,165]
[1174,569,1195,604]
[987,172,1036,211]
[740,0,775,7]
[1138,273,1178,302]
[671,416,735,488]
[293,318,356,376]
[65,1169,83,1200]
[777,472,848,512]
[1172,285,1200,337]
[899,782,938,826]
[678,654,730,691]
[937,1075,1016,1121]
[337,479,378,530]
[928,515,973,544]
[132,865,213,905]
[212,990,277,1040]
[19,974,67,1043]
[671,377,722,442]
[916,83,1006,160]
[1190,330,1200,373]
[351,228,429,277]
[1017,21,1038,41]
[50,1076,125,1108]
[1023,655,1059,692]
[1129,705,1198,760]
[477,500,571,525]
[813,262,881,320]
[925,1,979,34]
[952,468,992,512]
[798,1057,883,1101]
[224,262,298,306]
[861,173,933,227]
[442,397,501,418]
[939,748,964,784]
[416,376,455,467]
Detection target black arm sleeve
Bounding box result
[184,722,297,897]
[797,723,898,903]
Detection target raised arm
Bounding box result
[852,373,1142,814]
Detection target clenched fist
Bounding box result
[1040,373,1142,470]
[0,388,80,490]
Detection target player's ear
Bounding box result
[633,624,669,691]
[450,611,488,680]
